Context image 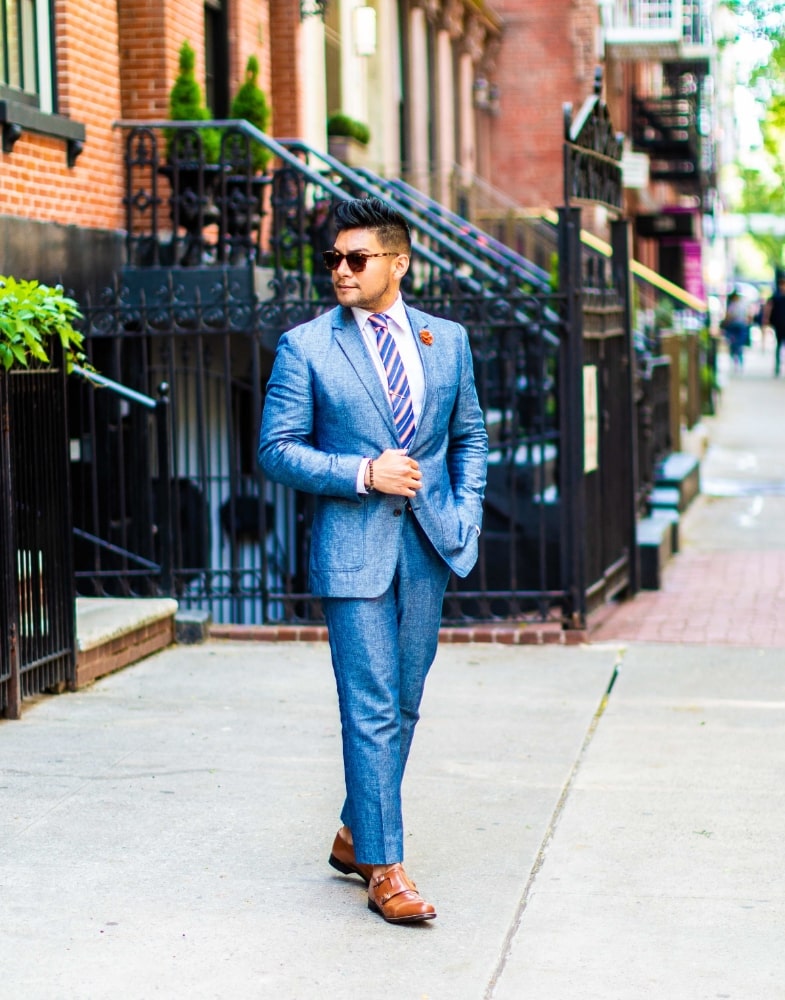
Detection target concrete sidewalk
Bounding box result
[2,637,784,999]
[4,337,785,999]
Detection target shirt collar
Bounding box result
[351,294,408,334]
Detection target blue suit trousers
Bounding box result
[322,507,451,866]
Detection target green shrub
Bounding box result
[327,113,370,146]
[0,276,89,372]
[229,55,272,173]
[167,40,221,164]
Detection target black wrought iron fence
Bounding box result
[75,253,569,626]
[67,114,645,629]
[68,364,173,599]
[0,346,75,718]
[635,355,672,511]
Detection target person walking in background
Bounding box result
[763,275,785,376]
[721,290,751,372]
[258,197,488,924]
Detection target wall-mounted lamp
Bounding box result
[474,78,500,114]
[300,0,328,20]
[354,6,377,56]
[487,84,500,116]
[473,77,489,109]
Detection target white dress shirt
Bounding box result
[351,295,425,493]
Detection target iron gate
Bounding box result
[0,348,76,718]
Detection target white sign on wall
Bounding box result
[583,365,599,474]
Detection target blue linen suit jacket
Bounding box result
[258,303,488,598]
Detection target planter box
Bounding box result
[327,135,368,169]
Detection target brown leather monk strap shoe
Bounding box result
[328,829,373,885]
[367,864,436,923]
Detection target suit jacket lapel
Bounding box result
[404,305,437,431]
[332,307,398,437]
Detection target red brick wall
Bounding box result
[0,0,275,236]
[487,0,601,211]
[0,0,123,230]
[231,0,273,125]
[118,0,168,119]
[269,2,302,139]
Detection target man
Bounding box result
[764,275,785,376]
[258,197,488,924]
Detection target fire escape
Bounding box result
[601,0,716,294]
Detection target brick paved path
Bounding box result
[591,334,785,646]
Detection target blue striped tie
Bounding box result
[369,313,416,450]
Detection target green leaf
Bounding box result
[0,274,88,373]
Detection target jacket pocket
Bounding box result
[310,499,366,572]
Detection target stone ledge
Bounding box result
[655,451,701,511]
[76,598,178,652]
[175,608,212,644]
[637,515,674,590]
[75,616,175,689]
[75,597,179,689]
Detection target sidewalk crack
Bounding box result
[483,650,624,999]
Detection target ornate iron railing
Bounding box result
[69,115,643,628]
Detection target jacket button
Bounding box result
[393,508,402,517]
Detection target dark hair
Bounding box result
[333,197,411,253]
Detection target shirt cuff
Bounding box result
[356,457,371,494]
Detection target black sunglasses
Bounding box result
[321,250,399,273]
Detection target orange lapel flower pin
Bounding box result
[419,329,434,346]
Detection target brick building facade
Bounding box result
[487,0,600,211]
[1,0,276,298]
[1,1,716,300]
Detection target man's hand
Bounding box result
[367,449,423,497]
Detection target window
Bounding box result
[1,0,54,112]
[204,0,228,119]
[0,0,84,162]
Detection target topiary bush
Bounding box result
[167,40,221,164]
[327,113,370,146]
[229,55,272,174]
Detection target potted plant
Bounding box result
[167,40,221,165]
[327,112,370,167]
[219,55,273,263]
[0,276,89,372]
[228,54,272,174]
[165,40,222,264]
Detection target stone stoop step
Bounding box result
[637,516,674,590]
[654,452,701,511]
[75,598,179,689]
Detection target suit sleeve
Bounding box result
[446,326,488,526]
[257,331,364,501]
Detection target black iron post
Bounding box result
[54,346,78,692]
[0,371,21,718]
[611,217,640,597]
[558,205,587,628]
[156,382,174,596]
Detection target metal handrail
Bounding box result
[72,366,174,594]
[71,366,157,408]
[115,119,562,342]
[351,168,551,291]
[277,137,529,290]
[115,119,488,289]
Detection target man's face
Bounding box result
[330,228,409,313]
